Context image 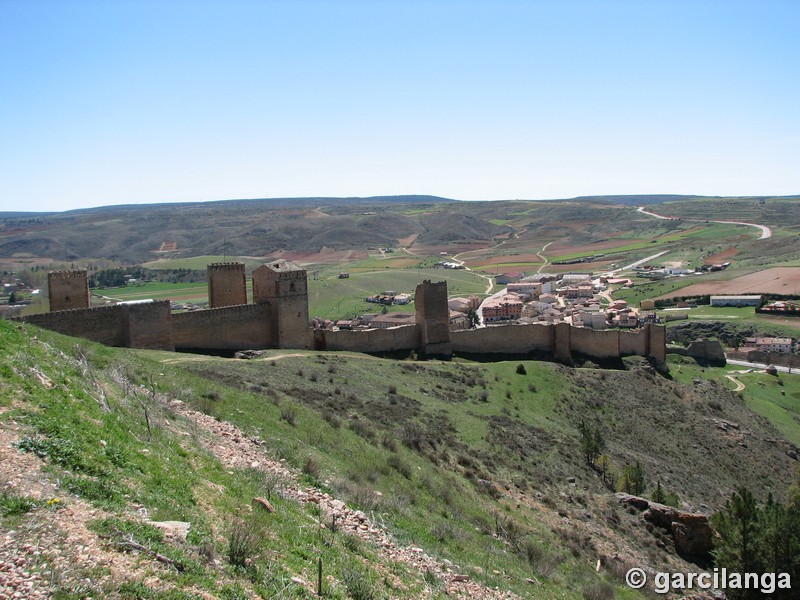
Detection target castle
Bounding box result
[21,262,666,367]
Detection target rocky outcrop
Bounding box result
[617,493,714,564]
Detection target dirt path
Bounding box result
[535,241,553,274]
[725,374,746,392]
[636,206,772,240]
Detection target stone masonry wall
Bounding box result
[123,302,173,350]
[450,323,554,354]
[569,327,621,358]
[172,304,272,350]
[23,305,127,347]
[313,325,419,353]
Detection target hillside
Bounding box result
[2,320,799,598]
[3,194,797,268]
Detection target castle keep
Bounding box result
[22,264,666,366]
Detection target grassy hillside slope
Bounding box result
[3,319,799,598]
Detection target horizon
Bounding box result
[4,192,800,217]
[2,1,799,212]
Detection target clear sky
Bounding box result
[1,0,799,212]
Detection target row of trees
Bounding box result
[712,486,800,599]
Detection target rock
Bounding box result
[252,497,275,513]
[615,493,650,511]
[146,520,191,541]
[672,514,714,560]
[567,476,576,484]
[234,350,265,359]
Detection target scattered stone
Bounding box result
[252,497,275,513]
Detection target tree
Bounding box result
[618,461,646,496]
[578,421,605,468]
[652,480,666,504]
[7,291,16,304]
[711,488,761,576]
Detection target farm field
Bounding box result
[93,281,210,304]
[657,267,800,298]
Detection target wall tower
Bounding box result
[207,263,247,308]
[414,280,452,356]
[48,270,90,312]
[252,260,309,349]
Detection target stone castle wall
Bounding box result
[450,322,554,354]
[25,268,666,365]
[312,325,419,353]
[172,304,272,350]
[450,321,664,365]
[22,301,172,350]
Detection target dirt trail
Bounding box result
[636,206,772,240]
[725,374,746,392]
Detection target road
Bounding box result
[727,359,798,375]
[637,206,772,240]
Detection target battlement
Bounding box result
[49,269,89,278]
[208,262,245,271]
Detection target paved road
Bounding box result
[637,206,772,240]
[727,358,798,374]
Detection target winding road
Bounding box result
[636,206,772,240]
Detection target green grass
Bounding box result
[307,267,488,319]
[94,281,208,303]
[547,222,755,263]
[7,312,800,598]
[737,372,800,446]
[0,323,434,598]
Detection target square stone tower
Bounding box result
[252,260,309,349]
[414,280,452,357]
[48,270,90,312]
[207,263,247,308]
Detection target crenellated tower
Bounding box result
[252,260,309,349]
[48,270,90,312]
[207,262,247,308]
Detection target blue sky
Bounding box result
[1,0,798,212]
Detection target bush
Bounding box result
[226,517,263,568]
[303,455,321,479]
[582,582,615,600]
[386,455,412,479]
[342,567,375,600]
[516,364,527,375]
[280,406,297,426]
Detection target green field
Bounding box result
[547,222,755,263]
[94,281,209,304]
[308,267,488,319]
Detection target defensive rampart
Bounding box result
[21,302,173,350]
[450,323,554,354]
[172,304,272,350]
[312,325,419,353]
[451,322,665,366]
[22,268,666,366]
